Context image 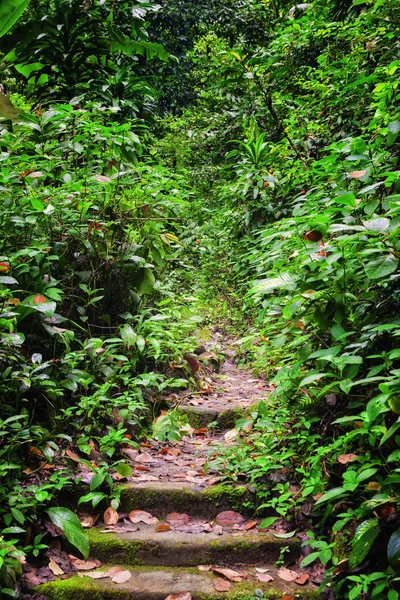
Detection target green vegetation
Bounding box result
[1,0,400,597]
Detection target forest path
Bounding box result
[38,334,316,600]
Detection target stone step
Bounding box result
[38,565,317,600]
[175,405,247,429]
[87,525,300,567]
[119,482,253,518]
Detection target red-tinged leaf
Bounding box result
[48,558,64,576]
[107,567,124,576]
[183,353,200,373]
[103,507,119,525]
[8,298,20,305]
[33,295,46,304]
[111,570,132,583]
[304,230,323,242]
[280,597,295,600]
[166,513,191,525]
[95,175,111,183]
[256,573,274,583]
[215,510,244,526]
[213,578,231,592]
[338,453,359,464]
[29,445,45,457]
[0,262,10,272]
[295,573,310,585]
[245,520,258,530]
[164,594,192,600]
[277,568,299,582]
[129,510,159,525]
[28,171,45,178]
[193,428,208,435]
[65,449,82,462]
[155,524,172,532]
[212,568,243,582]
[135,466,151,472]
[79,514,99,529]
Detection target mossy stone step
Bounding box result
[175,405,246,429]
[38,565,318,600]
[86,526,300,567]
[119,482,254,518]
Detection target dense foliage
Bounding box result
[1,0,400,597]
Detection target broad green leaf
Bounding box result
[47,507,89,559]
[362,217,390,232]
[120,324,137,348]
[364,254,398,279]
[258,516,278,529]
[314,486,347,505]
[388,121,400,146]
[137,268,155,295]
[388,528,400,568]
[350,518,380,569]
[115,462,133,477]
[0,0,31,37]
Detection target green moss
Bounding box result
[176,406,218,429]
[86,529,142,564]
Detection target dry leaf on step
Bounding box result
[79,514,99,528]
[244,520,258,530]
[104,507,119,525]
[164,593,192,600]
[215,510,244,526]
[129,510,159,525]
[106,567,124,576]
[255,567,270,573]
[277,567,299,582]
[135,452,155,464]
[78,571,109,579]
[338,453,359,464]
[197,565,212,572]
[112,570,132,583]
[213,578,232,592]
[155,524,172,532]
[48,558,64,576]
[72,559,100,571]
[224,429,238,442]
[166,513,191,525]
[295,573,310,585]
[256,573,274,583]
[212,567,243,582]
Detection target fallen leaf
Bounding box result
[213,578,232,592]
[183,353,200,373]
[197,565,212,572]
[304,230,323,242]
[65,449,81,462]
[78,571,109,579]
[280,597,294,600]
[72,560,100,571]
[224,429,238,442]
[213,525,223,535]
[245,521,258,530]
[129,510,159,525]
[164,594,192,600]
[104,507,119,525]
[95,175,111,183]
[212,568,243,583]
[135,452,155,464]
[166,513,191,526]
[255,567,270,573]
[338,454,359,464]
[112,570,132,584]
[155,524,172,532]
[107,567,124,576]
[101,524,139,534]
[193,428,208,435]
[33,295,46,304]
[79,514,99,528]
[295,573,310,585]
[256,573,274,583]
[349,170,367,178]
[277,567,299,582]
[366,481,381,491]
[48,558,64,576]
[215,511,244,526]
[135,466,151,472]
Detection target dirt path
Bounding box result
[36,335,317,600]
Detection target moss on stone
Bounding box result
[86,528,142,564]
[218,407,246,429]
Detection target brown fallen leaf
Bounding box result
[193,428,208,435]
[79,514,99,528]
[104,507,119,525]
[245,520,258,530]
[72,560,100,571]
[280,597,295,600]
[166,513,191,526]
[155,524,172,532]
[135,452,155,464]
[65,449,81,462]
[197,565,212,572]
[129,510,159,525]
[215,511,244,526]
[295,573,310,585]
[48,558,64,576]
[78,571,109,579]
[349,170,367,178]
[256,573,274,583]
[164,593,192,600]
[212,568,243,583]
[338,453,359,464]
[212,525,223,535]
[277,567,299,582]
[213,578,232,592]
[112,570,132,584]
[255,567,270,574]
[224,429,238,443]
[106,567,124,576]
[135,465,151,472]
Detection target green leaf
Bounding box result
[120,324,137,348]
[137,268,155,295]
[388,528,400,568]
[0,0,31,38]
[314,487,346,505]
[115,462,132,477]
[350,518,380,569]
[388,121,400,146]
[362,217,391,232]
[258,516,278,529]
[10,507,25,524]
[364,254,398,279]
[47,507,89,560]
